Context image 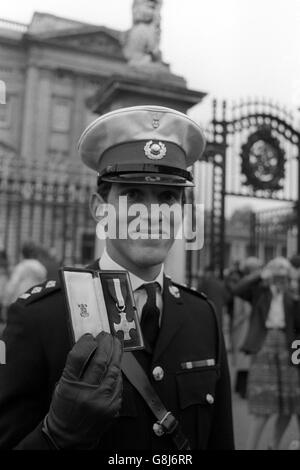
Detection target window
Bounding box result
[264,245,274,262]
[0,96,11,129]
[281,245,287,257]
[246,243,255,257]
[51,97,71,133]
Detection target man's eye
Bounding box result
[123,189,142,200]
[159,192,181,204]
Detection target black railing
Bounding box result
[0,156,97,266]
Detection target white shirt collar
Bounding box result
[270,285,284,298]
[99,248,164,293]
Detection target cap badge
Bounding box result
[144,141,167,160]
[145,176,161,183]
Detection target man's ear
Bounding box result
[89,192,105,222]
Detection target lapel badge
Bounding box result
[169,285,181,299]
[144,141,167,160]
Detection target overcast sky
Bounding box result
[1,0,300,113]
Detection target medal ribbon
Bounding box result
[109,278,126,311]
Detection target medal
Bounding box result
[100,272,145,351]
[111,278,136,342]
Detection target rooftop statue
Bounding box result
[124,0,165,67]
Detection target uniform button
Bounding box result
[206,393,214,404]
[152,366,164,381]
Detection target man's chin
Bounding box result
[129,241,171,266]
[131,237,173,250]
[107,237,174,268]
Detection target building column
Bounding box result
[35,68,52,162]
[70,76,85,162]
[20,63,39,160]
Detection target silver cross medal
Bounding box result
[114,311,135,341]
[113,278,136,341]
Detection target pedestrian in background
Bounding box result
[2,242,47,313]
[0,251,9,334]
[230,257,263,398]
[224,262,243,345]
[290,254,300,298]
[197,265,230,325]
[233,257,300,449]
[36,245,60,279]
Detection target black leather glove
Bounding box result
[42,332,123,449]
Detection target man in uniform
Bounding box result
[0,105,234,450]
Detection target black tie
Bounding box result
[140,282,160,351]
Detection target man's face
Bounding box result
[271,273,289,292]
[102,182,184,269]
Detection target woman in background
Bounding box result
[233,257,300,449]
[2,242,47,316]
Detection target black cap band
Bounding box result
[99,163,192,180]
[97,163,193,187]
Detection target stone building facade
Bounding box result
[0,13,133,265]
[0,12,131,166]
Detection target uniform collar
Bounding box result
[99,248,164,293]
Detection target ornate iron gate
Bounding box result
[253,206,297,261]
[188,99,300,283]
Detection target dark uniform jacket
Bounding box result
[0,260,234,450]
[233,273,300,355]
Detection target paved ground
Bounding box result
[230,362,300,450]
[232,393,299,449]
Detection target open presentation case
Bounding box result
[60,267,144,352]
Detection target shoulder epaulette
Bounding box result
[17,279,61,305]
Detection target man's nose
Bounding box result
[144,193,160,206]
[142,196,161,214]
